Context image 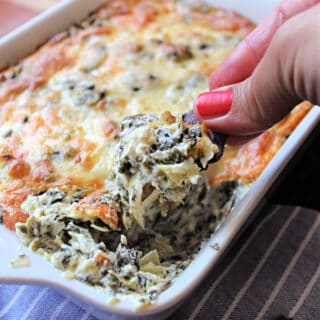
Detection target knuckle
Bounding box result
[233,79,270,133]
[243,81,269,129]
[243,37,260,65]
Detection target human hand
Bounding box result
[194,0,320,144]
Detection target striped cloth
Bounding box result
[1,205,319,320]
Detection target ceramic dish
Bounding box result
[1,1,319,319]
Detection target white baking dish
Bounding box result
[1,1,319,319]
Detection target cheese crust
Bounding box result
[0,0,258,229]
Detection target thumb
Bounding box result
[194,5,319,144]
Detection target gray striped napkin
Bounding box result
[1,205,319,320]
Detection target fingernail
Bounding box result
[195,89,232,118]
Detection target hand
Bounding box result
[194,0,320,144]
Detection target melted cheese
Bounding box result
[0,0,256,229]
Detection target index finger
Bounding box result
[209,0,319,90]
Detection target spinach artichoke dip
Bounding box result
[0,0,311,309]
[15,110,242,307]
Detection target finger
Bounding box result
[209,0,319,90]
[196,5,320,142]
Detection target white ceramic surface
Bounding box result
[1,1,319,319]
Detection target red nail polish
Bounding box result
[195,89,232,118]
